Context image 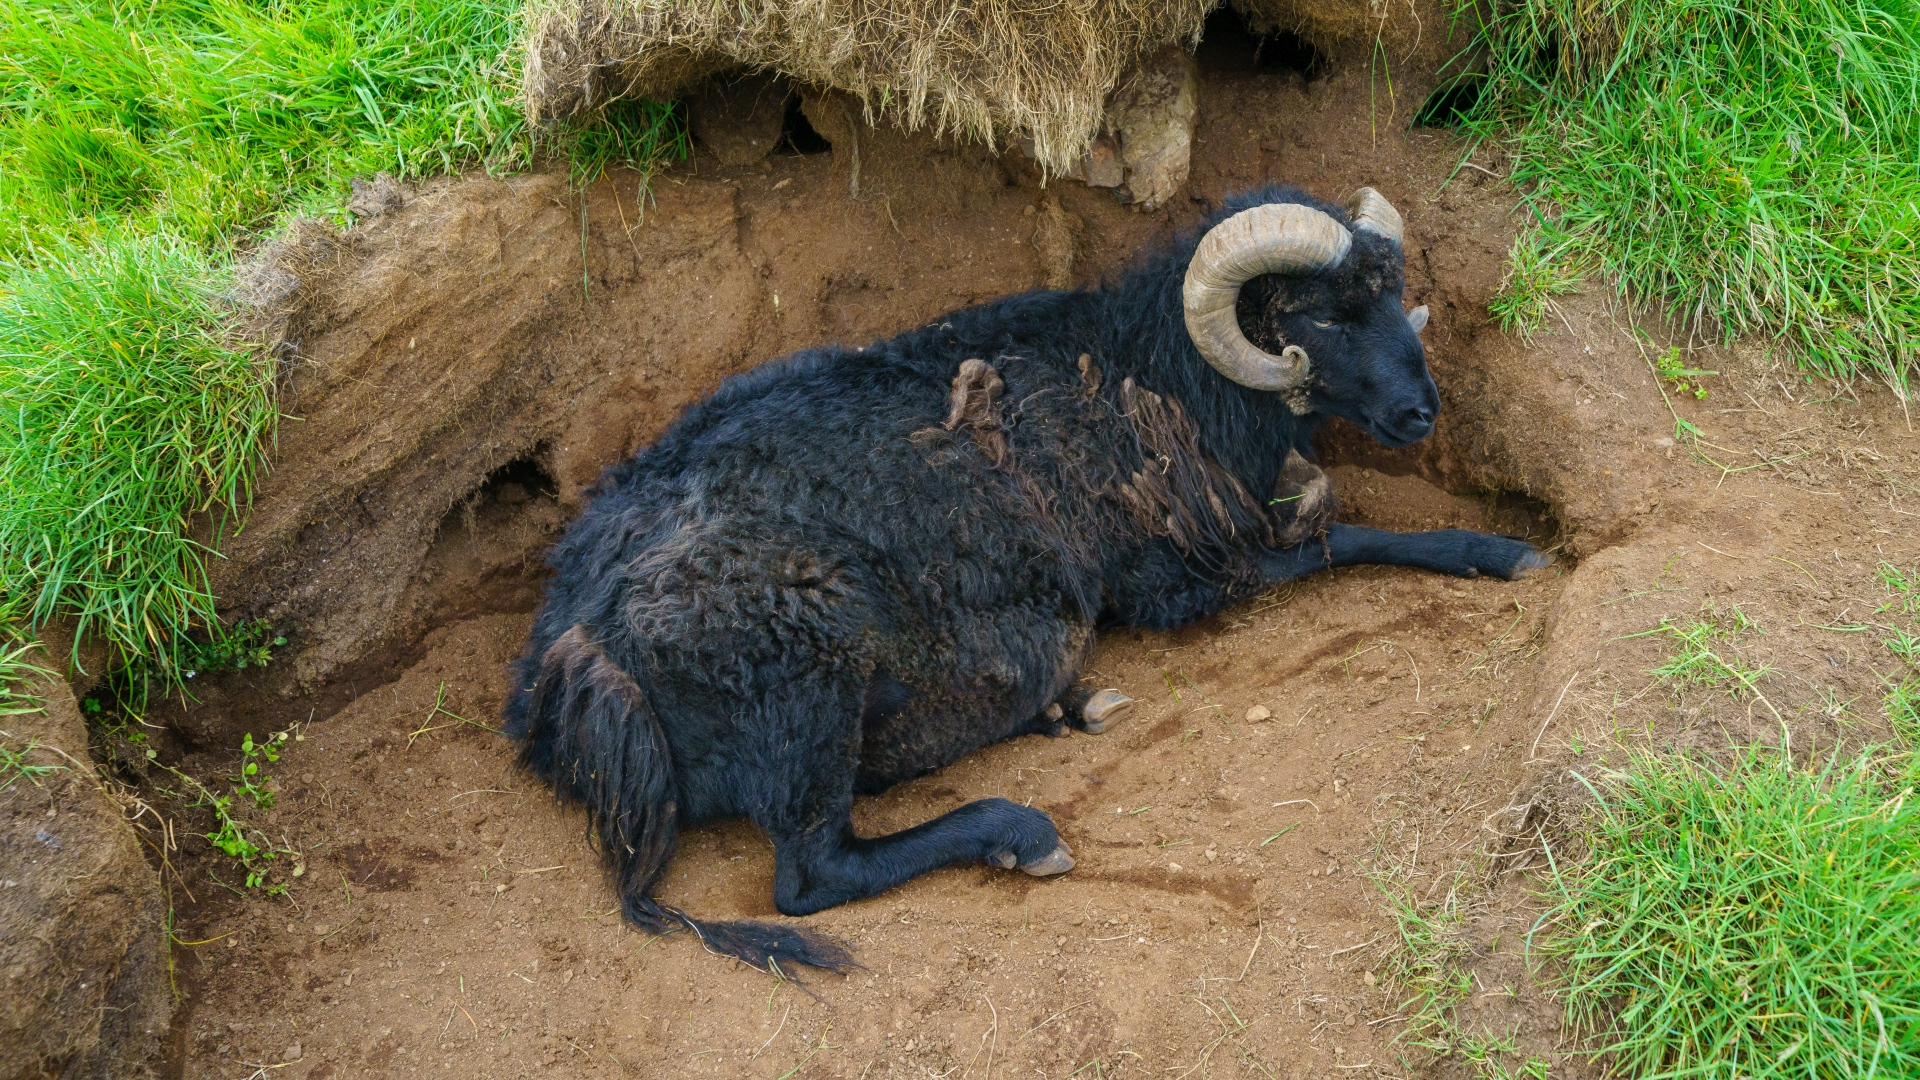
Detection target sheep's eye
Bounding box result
[1312,319,1335,330]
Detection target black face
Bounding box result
[1243,231,1439,447]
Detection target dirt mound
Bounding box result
[101,18,1920,1080]
[1,659,169,1080]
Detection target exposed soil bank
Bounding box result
[56,21,1919,1080]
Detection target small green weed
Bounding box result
[1652,346,1716,401]
[97,618,292,720]
[1877,562,1919,617]
[184,621,286,679]
[1544,746,1920,1079]
[232,731,284,811]
[0,737,66,790]
[1887,629,1920,665]
[404,679,497,748]
[149,727,297,895]
[1874,562,1920,674]
[1488,224,1582,339]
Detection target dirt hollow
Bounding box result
[113,23,1914,1080]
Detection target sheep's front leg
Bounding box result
[1259,523,1550,582]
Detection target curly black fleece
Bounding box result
[504,186,1544,975]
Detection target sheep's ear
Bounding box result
[1406,305,1429,333]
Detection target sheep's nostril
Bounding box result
[1401,406,1436,430]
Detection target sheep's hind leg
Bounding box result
[753,684,1074,918]
[764,798,1074,916]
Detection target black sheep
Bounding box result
[505,185,1547,975]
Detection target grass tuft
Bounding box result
[0,0,538,256]
[1622,604,1781,719]
[0,624,50,720]
[1888,678,1920,746]
[1545,746,1920,1078]
[1462,0,1920,389]
[0,233,273,677]
[1377,868,1554,1079]
[1487,224,1584,339]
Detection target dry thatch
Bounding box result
[522,0,1213,174]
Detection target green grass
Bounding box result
[0,612,61,790]
[1622,604,1783,720]
[1544,747,1920,1079]
[1888,678,1920,745]
[0,739,66,790]
[0,0,537,256]
[1378,869,1555,1079]
[0,0,684,680]
[1881,561,1920,746]
[0,603,49,716]
[1455,0,1920,390]
[0,233,272,676]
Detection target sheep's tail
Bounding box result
[508,625,858,976]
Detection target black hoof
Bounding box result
[1444,532,1553,580]
[1505,544,1555,578]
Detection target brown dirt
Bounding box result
[84,21,1920,1080]
[2,659,169,1080]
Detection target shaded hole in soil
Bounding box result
[1196,8,1326,78]
[1316,422,1567,555]
[452,451,558,533]
[778,95,832,155]
[1414,75,1485,127]
[1477,489,1562,551]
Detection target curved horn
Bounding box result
[1346,187,1404,245]
[1183,203,1352,391]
